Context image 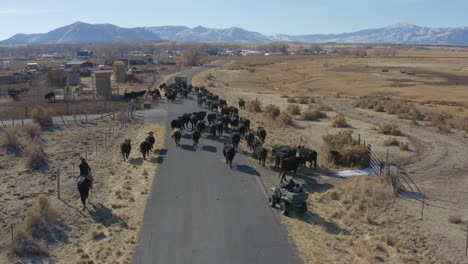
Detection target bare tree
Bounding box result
[183,47,203,66]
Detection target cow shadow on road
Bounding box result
[181,144,197,152]
[201,145,217,153]
[235,164,260,177]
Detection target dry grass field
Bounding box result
[192,48,468,263]
[0,119,165,263]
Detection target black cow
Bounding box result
[171,119,182,130]
[190,115,198,130]
[223,144,236,169]
[254,144,268,167]
[217,122,224,136]
[238,98,245,109]
[196,121,206,133]
[245,131,255,151]
[210,124,217,137]
[238,125,247,137]
[8,89,21,101]
[146,132,156,151]
[77,177,92,211]
[257,127,267,142]
[297,145,318,169]
[207,113,217,124]
[44,92,56,102]
[171,129,182,147]
[140,140,151,160]
[272,146,297,168]
[279,157,304,183]
[192,130,201,147]
[231,132,241,150]
[120,139,131,161]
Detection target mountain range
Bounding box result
[2,21,468,46]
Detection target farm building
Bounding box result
[65,60,93,70]
[76,50,95,59]
[67,66,81,86]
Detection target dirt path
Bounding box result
[322,98,468,195]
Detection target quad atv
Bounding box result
[268,187,308,216]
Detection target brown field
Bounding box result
[192,48,468,263]
[0,119,165,263]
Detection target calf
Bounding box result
[222,144,236,169]
[120,139,131,161]
[171,119,182,130]
[279,156,304,183]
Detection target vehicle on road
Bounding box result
[268,187,308,216]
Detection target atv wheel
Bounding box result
[268,196,276,207]
[297,202,308,214]
[279,201,290,216]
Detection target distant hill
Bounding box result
[3,22,468,46]
[271,24,468,46]
[2,21,161,44]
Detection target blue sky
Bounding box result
[0,0,467,40]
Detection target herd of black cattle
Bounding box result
[119,82,319,184]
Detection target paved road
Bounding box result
[134,62,299,264]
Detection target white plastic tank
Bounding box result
[3,61,11,70]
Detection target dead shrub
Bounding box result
[264,104,281,120]
[302,109,327,121]
[23,123,42,139]
[286,104,301,115]
[24,138,48,169]
[377,124,402,136]
[2,126,21,149]
[287,97,297,103]
[247,99,263,113]
[115,111,126,122]
[331,115,348,128]
[448,215,463,224]
[461,118,468,132]
[278,112,293,127]
[12,195,60,257]
[322,130,370,168]
[384,137,400,147]
[31,106,54,127]
[399,142,410,151]
[297,96,310,104]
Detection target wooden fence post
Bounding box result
[466,222,468,255]
[57,169,61,200]
[11,224,14,244]
[421,192,425,219]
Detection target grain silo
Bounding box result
[3,61,11,70]
[93,71,112,99]
[113,61,126,83]
[67,65,81,86]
